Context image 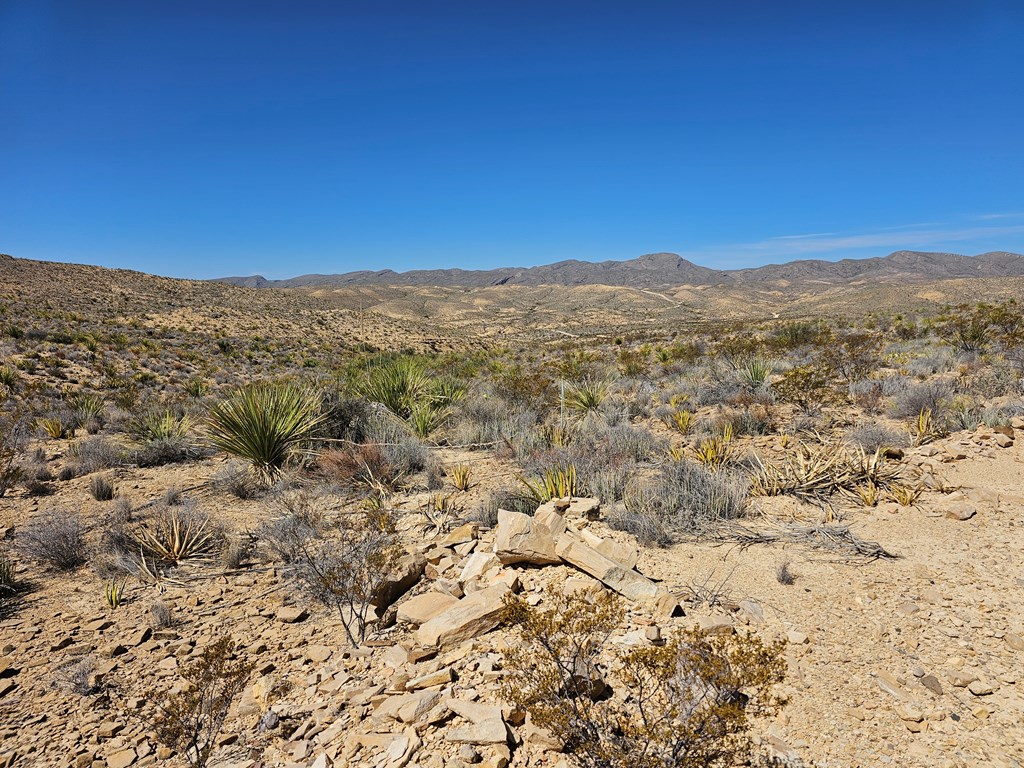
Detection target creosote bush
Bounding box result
[147,636,255,768]
[501,587,786,768]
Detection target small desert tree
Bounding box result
[281,507,405,645]
[501,587,786,768]
[148,636,254,768]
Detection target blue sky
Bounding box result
[2,1,1023,280]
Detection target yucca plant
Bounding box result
[408,401,448,439]
[856,481,881,507]
[889,484,923,507]
[738,357,773,389]
[909,408,945,447]
[691,424,734,469]
[448,463,473,492]
[135,508,218,565]
[751,445,901,503]
[0,557,15,595]
[105,578,127,608]
[519,464,578,502]
[39,417,68,439]
[424,493,460,534]
[0,366,18,394]
[132,409,196,442]
[68,393,105,427]
[668,409,696,435]
[564,379,610,419]
[183,378,209,399]
[206,381,325,483]
[359,358,431,420]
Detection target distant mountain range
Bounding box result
[215,250,1024,290]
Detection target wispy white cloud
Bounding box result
[975,211,1024,220]
[681,220,1024,267]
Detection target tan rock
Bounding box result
[446,717,510,745]
[373,553,426,609]
[397,592,460,626]
[459,552,502,583]
[406,666,454,690]
[373,689,442,724]
[554,533,659,601]
[494,509,561,566]
[105,748,136,768]
[276,606,308,623]
[414,583,510,649]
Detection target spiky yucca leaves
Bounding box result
[667,409,696,435]
[359,358,431,420]
[501,587,786,768]
[39,417,68,439]
[132,409,196,442]
[737,357,773,390]
[408,401,448,439]
[889,484,924,507]
[750,445,902,504]
[564,378,610,419]
[67,393,105,427]
[135,507,219,565]
[692,424,734,469]
[909,408,946,446]
[519,464,578,502]
[0,557,15,595]
[105,578,127,608]
[206,382,325,483]
[448,463,473,491]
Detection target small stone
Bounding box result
[967,680,995,696]
[306,645,332,663]
[105,748,136,768]
[786,630,809,645]
[447,718,510,745]
[276,606,308,623]
[943,503,976,521]
[1004,633,1024,651]
[919,674,943,696]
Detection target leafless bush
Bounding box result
[89,474,116,501]
[53,656,99,696]
[150,600,176,629]
[68,436,127,475]
[889,380,955,421]
[16,509,88,571]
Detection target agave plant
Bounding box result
[691,424,734,469]
[206,382,325,483]
[448,462,473,492]
[135,507,219,565]
[408,401,449,439]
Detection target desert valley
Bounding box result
[1,249,1023,768]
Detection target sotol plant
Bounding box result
[206,381,325,483]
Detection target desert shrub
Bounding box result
[89,474,116,501]
[16,509,88,571]
[501,587,786,768]
[614,460,747,544]
[937,304,995,353]
[320,394,376,443]
[818,330,883,385]
[845,422,907,452]
[283,508,404,645]
[617,347,650,377]
[358,357,452,421]
[134,436,206,468]
[206,381,326,483]
[563,378,612,420]
[318,443,402,492]
[150,600,176,629]
[888,379,955,421]
[0,555,16,596]
[766,320,827,352]
[67,436,127,475]
[148,636,255,768]
[54,656,100,696]
[772,363,838,412]
[492,363,554,409]
[211,463,262,500]
[67,392,105,430]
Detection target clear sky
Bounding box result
[2,1,1023,280]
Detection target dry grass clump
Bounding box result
[501,586,786,768]
[612,459,748,545]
